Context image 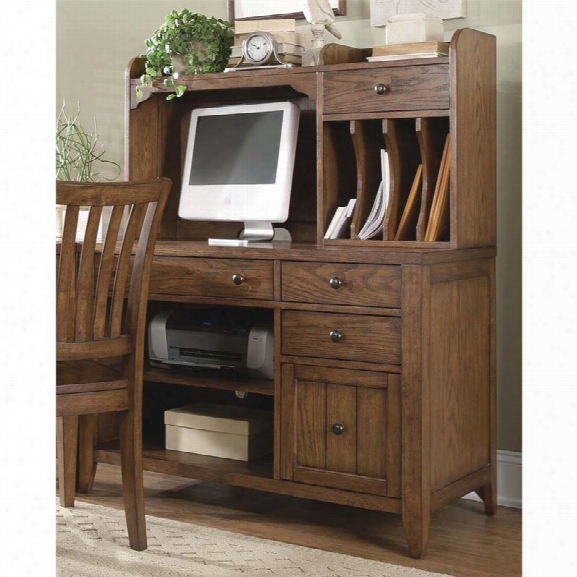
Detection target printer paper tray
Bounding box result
[150,359,237,371]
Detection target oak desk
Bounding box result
[94,29,497,558]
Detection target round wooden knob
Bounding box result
[329,277,343,289]
[232,274,245,285]
[332,423,345,436]
[374,83,388,95]
[329,330,342,342]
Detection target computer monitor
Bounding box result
[178,101,300,246]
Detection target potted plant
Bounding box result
[56,103,121,182]
[137,9,234,100]
[56,103,121,238]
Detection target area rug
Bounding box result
[57,500,452,577]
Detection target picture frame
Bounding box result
[228,0,346,22]
[369,0,466,27]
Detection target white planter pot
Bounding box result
[56,205,126,243]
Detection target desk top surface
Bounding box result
[149,240,496,266]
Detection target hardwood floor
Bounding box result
[61,463,521,577]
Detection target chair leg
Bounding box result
[119,409,147,551]
[57,416,79,507]
[77,414,98,494]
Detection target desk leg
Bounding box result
[401,265,431,558]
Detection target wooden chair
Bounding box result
[56,178,171,551]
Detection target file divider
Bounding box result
[349,120,385,240]
[415,117,450,241]
[382,118,421,240]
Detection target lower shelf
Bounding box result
[95,441,401,514]
[96,441,273,490]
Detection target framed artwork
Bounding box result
[228,1,346,22]
[370,0,466,27]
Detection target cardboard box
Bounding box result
[385,13,444,45]
[164,404,273,462]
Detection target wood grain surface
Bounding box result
[281,261,401,307]
[323,65,450,115]
[148,257,274,300]
[281,311,401,365]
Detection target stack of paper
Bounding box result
[358,150,390,240]
[324,198,357,240]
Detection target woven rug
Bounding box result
[56,500,452,577]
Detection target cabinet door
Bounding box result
[280,364,401,497]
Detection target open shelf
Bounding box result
[144,363,274,396]
[321,116,450,246]
[96,440,274,489]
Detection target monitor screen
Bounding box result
[178,102,300,224]
[188,111,283,186]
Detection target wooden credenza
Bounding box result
[94,28,497,558]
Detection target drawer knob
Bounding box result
[332,423,345,436]
[374,83,388,95]
[232,273,245,286]
[329,330,342,342]
[329,277,343,289]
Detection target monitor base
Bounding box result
[209,222,291,247]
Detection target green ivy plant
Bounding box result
[137,9,234,100]
[56,103,121,181]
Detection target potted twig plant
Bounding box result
[56,103,121,238]
[137,9,234,100]
[56,103,121,182]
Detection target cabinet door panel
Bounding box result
[357,387,387,479]
[295,381,326,469]
[281,364,400,497]
[326,384,357,474]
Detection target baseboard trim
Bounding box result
[462,450,522,509]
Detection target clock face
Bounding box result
[244,33,274,64]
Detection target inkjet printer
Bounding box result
[147,309,274,380]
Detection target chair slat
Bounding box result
[57,206,80,342]
[125,201,158,331]
[109,203,145,338]
[56,388,130,417]
[74,206,102,342]
[57,181,167,207]
[93,205,125,339]
[56,380,129,395]
[57,336,132,361]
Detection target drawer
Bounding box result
[323,65,450,115]
[149,257,274,300]
[281,262,401,308]
[282,311,401,365]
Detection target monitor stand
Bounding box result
[209,222,282,247]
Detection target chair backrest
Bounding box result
[56,179,171,361]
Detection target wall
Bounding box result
[56,0,522,452]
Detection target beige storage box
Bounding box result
[164,403,273,462]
